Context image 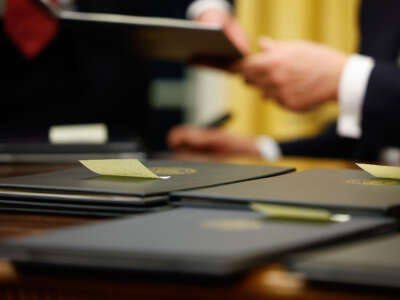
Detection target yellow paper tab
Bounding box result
[250,203,333,222]
[80,159,160,179]
[357,163,400,180]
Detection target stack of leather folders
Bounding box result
[0,166,398,285]
[0,160,293,217]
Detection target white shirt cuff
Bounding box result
[186,0,232,20]
[337,54,375,139]
[256,136,282,161]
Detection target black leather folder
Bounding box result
[287,233,400,290]
[0,207,395,278]
[172,168,400,216]
[58,10,242,63]
[0,160,293,216]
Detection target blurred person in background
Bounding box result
[168,0,400,165]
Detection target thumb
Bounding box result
[259,36,276,51]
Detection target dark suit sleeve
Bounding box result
[279,123,359,159]
[361,62,400,148]
[356,0,400,149]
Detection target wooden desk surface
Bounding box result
[0,156,397,300]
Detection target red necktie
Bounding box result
[4,0,59,59]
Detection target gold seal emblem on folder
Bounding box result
[346,179,400,186]
[149,167,197,175]
[202,219,263,231]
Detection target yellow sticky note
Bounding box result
[356,163,400,180]
[80,159,160,179]
[250,203,333,222]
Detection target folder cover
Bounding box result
[0,160,293,215]
[172,168,400,216]
[0,207,395,278]
[59,10,242,63]
[287,233,400,290]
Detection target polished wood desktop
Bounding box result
[0,156,398,300]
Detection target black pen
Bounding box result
[203,112,232,128]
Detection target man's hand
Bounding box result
[167,125,260,156]
[234,38,349,111]
[196,9,250,55]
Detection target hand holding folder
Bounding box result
[192,8,250,69]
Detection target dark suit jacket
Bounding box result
[280,0,400,162]
[1,0,195,143]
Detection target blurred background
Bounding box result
[1,0,361,154]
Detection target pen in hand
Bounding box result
[203,112,232,128]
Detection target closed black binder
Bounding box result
[58,10,243,63]
[0,160,293,216]
[0,207,395,278]
[172,168,400,216]
[287,233,400,290]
